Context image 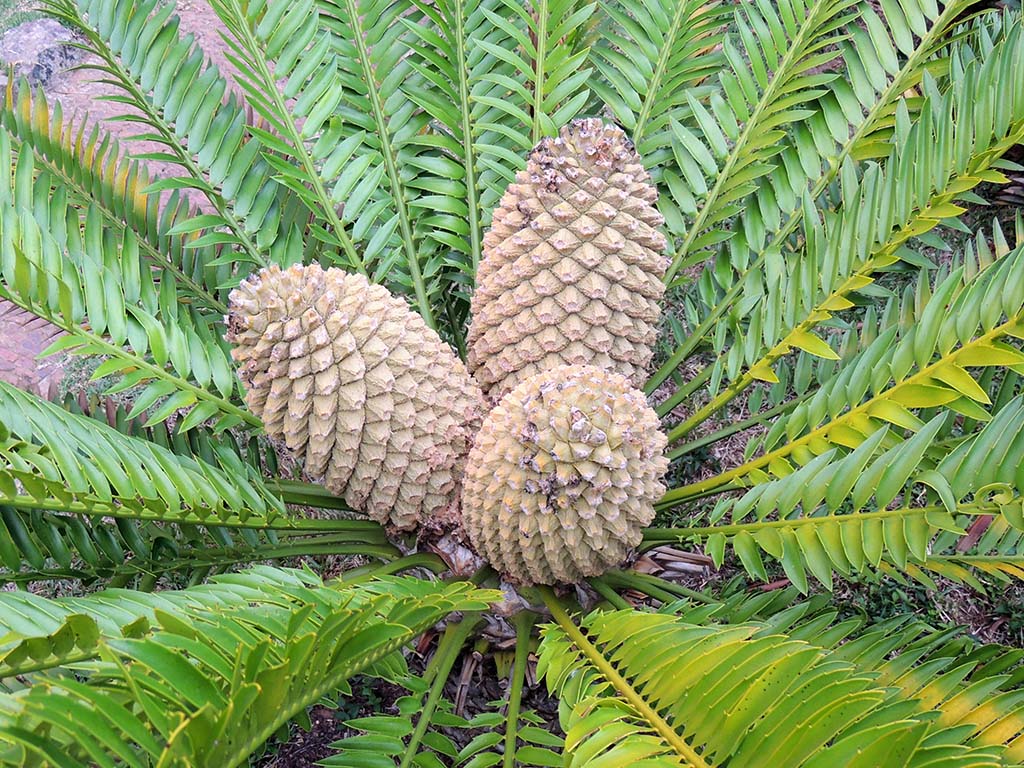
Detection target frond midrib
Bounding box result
[219,613,435,768]
[662,311,1024,507]
[541,590,709,768]
[340,0,438,330]
[0,286,259,428]
[62,1,266,267]
[646,0,975,394]
[663,0,849,284]
[216,0,366,276]
[454,0,484,272]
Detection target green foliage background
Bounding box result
[2,0,1024,765]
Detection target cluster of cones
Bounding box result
[227,119,671,586]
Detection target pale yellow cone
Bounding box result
[467,119,669,400]
[461,364,668,585]
[227,264,486,530]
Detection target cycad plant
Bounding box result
[4,0,1024,764]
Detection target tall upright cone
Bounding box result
[467,119,669,401]
[226,264,486,530]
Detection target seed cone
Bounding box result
[461,365,668,585]
[467,119,669,400]
[226,263,486,530]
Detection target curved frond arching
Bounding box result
[0,504,396,591]
[0,137,253,432]
[655,21,1024,423]
[0,381,284,526]
[0,571,495,767]
[661,248,954,461]
[660,0,861,284]
[0,565,325,677]
[651,397,1024,592]
[665,234,1024,504]
[0,394,376,588]
[43,0,284,265]
[539,601,1015,768]
[0,83,228,313]
[648,3,1005,392]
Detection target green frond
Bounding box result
[3,0,1024,761]
[667,214,1024,457]
[671,582,838,630]
[479,0,594,147]
[661,268,926,457]
[667,237,1024,504]
[819,615,1024,762]
[0,381,285,526]
[329,615,483,768]
[736,0,987,244]
[661,0,860,284]
[0,137,254,432]
[204,0,366,274]
[658,580,1024,761]
[328,616,562,768]
[400,0,490,279]
[905,400,1024,589]
[539,602,1017,767]
[589,0,727,164]
[648,2,999,389]
[43,0,283,265]
[916,554,1024,592]
[0,566,324,679]
[467,0,595,223]
[326,673,563,768]
[0,83,228,312]
[0,570,495,767]
[60,388,277,484]
[655,21,1024,424]
[314,0,445,329]
[651,396,1024,592]
[0,503,394,590]
[0,386,388,589]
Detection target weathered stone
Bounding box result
[0,19,82,89]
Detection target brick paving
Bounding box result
[0,299,64,397]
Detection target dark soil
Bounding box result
[255,637,560,767]
[257,706,350,768]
